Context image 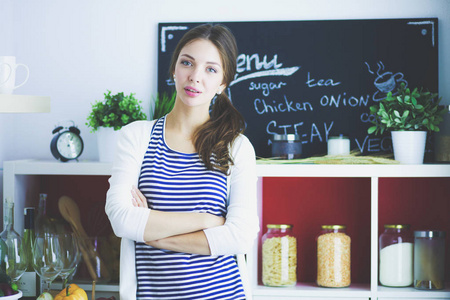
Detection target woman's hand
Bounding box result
[131,185,148,208]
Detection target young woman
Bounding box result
[105,24,259,300]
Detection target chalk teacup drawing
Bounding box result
[374,72,406,93]
[365,61,408,101]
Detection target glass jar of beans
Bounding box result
[261,224,297,287]
[316,225,351,287]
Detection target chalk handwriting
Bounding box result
[360,112,376,123]
[237,53,283,73]
[231,67,299,87]
[249,81,287,96]
[320,93,370,108]
[266,120,333,143]
[231,53,300,86]
[355,135,392,152]
[306,72,341,87]
[254,96,313,115]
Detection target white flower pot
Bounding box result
[391,131,427,164]
[96,127,119,162]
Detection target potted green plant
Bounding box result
[86,90,147,162]
[368,83,446,164]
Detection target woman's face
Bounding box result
[174,39,226,110]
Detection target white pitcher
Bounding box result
[0,56,30,94]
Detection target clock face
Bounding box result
[57,132,83,159]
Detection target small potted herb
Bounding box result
[86,91,147,161]
[368,83,445,163]
[87,91,147,132]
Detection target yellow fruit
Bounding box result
[54,284,88,300]
[37,292,54,300]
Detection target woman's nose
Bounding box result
[189,68,201,83]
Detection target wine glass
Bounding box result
[58,233,81,289]
[32,233,64,293]
[3,235,28,284]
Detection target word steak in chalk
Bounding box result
[266,120,334,144]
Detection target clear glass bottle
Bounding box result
[35,193,54,236]
[261,224,297,287]
[0,198,21,242]
[18,207,38,299]
[0,198,27,284]
[74,236,111,283]
[379,224,413,287]
[0,200,11,275]
[317,225,351,287]
[0,237,6,275]
[414,230,446,290]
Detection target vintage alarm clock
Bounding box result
[50,121,84,162]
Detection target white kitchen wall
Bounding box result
[0,0,449,165]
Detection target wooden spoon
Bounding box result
[58,195,89,239]
[58,195,111,282]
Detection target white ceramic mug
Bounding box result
[0,56,30,94]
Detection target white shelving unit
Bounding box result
[250,163,450,300]
[0,94,51,113]
[3,160,112,234]
[2,160,113,299]
[3,160,450,299]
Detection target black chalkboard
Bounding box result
[157,19,438,158]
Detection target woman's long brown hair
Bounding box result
[169,24,245,174]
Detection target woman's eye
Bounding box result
[181,60,192,66]
[207,67,217,73]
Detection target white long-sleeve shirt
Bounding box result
[105,120,259,300]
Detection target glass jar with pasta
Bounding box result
[261,224,297,287]
[317,225,351,288]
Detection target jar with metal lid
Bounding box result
[414,230,446,290]
[317,225,351,287]
[327,135,350,156]
[272,134,302,159]
[379,224,413,287]
[261,224,297,287]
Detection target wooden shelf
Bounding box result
[0,94,50,113]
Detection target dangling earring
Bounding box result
[173,75,176,83]
[217,90,222,95]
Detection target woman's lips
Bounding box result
[184,86,201,97]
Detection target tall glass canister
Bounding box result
[317,225,351,287]
[261,224,297,287]
[414,230,446,290]
[379,224,413,287]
